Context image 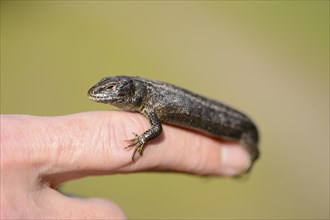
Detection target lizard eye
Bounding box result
[105,85,116,91]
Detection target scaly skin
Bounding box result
[88,76,260,167]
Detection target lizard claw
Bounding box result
[124,132,146,161]
[125,132,139,143]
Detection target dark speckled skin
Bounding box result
[88,76,259,165]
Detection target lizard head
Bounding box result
[88,76,135,108]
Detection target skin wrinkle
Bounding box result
[37,115,104,185]
[100,112,125,167]
[65,113,115,171]
[112,112,134,154]
[71,112,136,172]
[87,118,108,164]
[1,116,52,190]
[32,117,70,187]
[65,113,118,170]
[32,116,80,174]
[44,117,76,175]
[109,115,119,159]
[38,112,128,185]
[124,112,150,138]
[39,118,99,186]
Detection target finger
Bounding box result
[3,112,252,186]
[60,111,251,176]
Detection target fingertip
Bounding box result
[86,198,127,219]
[219,144,252,176]
[55,195,127,219]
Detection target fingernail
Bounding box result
[221,145,252,176]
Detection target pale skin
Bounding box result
[1,112,252,219]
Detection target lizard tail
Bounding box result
[241,125,260,163]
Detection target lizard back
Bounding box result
[133,76,259,161]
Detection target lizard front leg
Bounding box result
[125,106,162,161]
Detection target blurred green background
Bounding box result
[1,1,329,219]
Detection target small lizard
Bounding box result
[88,76,260,167]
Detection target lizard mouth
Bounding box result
[88,93,110,102]
[87,89,109,102]
[88,91,121,103]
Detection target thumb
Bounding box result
[47,191,127,219]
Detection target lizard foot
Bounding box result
[125,132,146,161]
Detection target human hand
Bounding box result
[1,112,251,219]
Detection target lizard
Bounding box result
[88,76,260,169]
